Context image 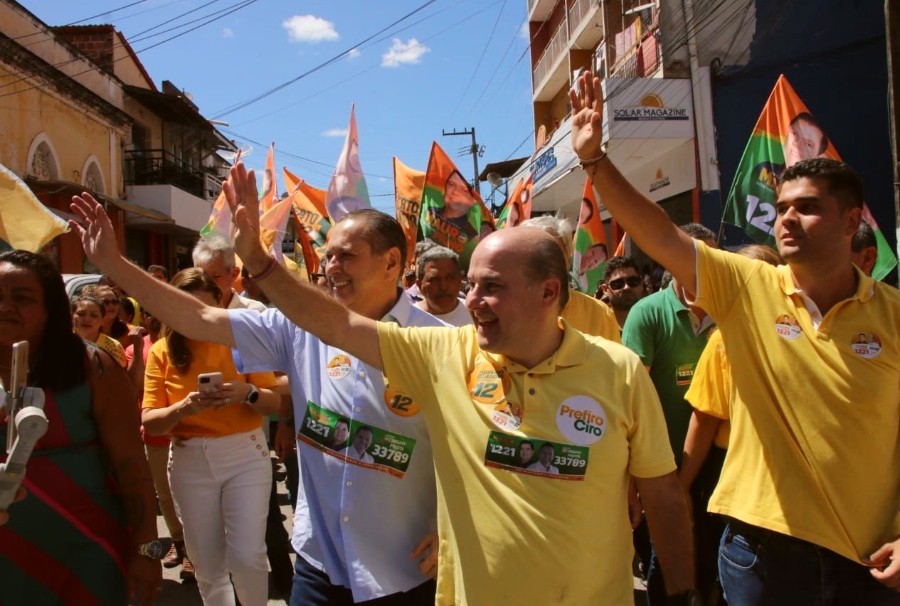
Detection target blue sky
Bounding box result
[30,0,536,213]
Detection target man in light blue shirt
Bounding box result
[71,200,443,605]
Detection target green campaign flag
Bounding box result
[723,75,896,280]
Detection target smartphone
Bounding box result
[198,372,224,394]
[6,341,28,455]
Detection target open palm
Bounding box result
[222,162,268,270]
[69,193,122,266]
[569,70,605,162]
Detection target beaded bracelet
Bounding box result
[249,255,278,282]
[579,151,608,170]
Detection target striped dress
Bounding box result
[0,380,130,605]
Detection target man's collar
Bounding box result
[777,264,875,303]
[487,319,587,375]
[382,288,415,327]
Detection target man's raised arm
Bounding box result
[70,194,234,347]
[570,71,698,292]
[222,163,383,371]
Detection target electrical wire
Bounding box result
[447,0,509,119]
[210,0,439,119]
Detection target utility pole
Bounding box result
[442,127,484,197]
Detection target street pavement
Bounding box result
[151,456,649,605]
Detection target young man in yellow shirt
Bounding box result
[570,69,900,605]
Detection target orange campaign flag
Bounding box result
[393,157,425,266]
[259,142,278,214]
[572,177,609,294]
[284,167,330,220]
[613,231,628,257]
[294,218,321,278]
[419,141,494,269]
[259,195,294,260]
[496,173,533,229]
[289,181,331,262]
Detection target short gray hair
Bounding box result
[414,240,436,260]
[416,246,460,281]
[192,234,235,270]
[520,214,575,260]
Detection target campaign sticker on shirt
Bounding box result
[297,401,417,479]
[327,354,352,379]
[490,401,523,432]
[383,387,421,418]
[851,333,882,359]
[483,431,588,481]
[774,314,802,340]
[466,363,511,405]
[556,396,607,445]
[675,363,695,387]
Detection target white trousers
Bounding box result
[168,428,272,606]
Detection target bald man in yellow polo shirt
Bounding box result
[571,69,900,605]
[143,163,699,605]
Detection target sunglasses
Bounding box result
[608,276,643,291]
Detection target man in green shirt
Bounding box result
[622,223,719,606]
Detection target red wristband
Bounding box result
[249,256,277,282]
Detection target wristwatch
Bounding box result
[136,539,167,560]
[243,383,260,405]
[668,590,703,606]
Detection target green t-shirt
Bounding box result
[622,284,715,464]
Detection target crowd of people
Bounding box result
[0,68,899,606]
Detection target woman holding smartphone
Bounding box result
[142,268,279,606]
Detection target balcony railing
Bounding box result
[124,149,221,200]
[567,0,593,34]
[609,31,661,78]
[533,20,568,91]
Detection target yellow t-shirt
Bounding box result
[95,332,127,368]
[377,320,674,605]
[562,288,622,343]
[694,241,900,562]
[143,337,277,439]
[683,329,731,449]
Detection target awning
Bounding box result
[478,157,529,182]
[25,179,175,223]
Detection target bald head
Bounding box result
[474,228,570,311]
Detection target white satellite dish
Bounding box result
[487,172,503,187]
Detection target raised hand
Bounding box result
[568,70,605,163]
[222,162,269,273]
[69,193,123,269]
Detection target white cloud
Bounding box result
[518,21,529,40]
[381,38,430,68]
[223,28,233,38]
[283,15,339,43]
[321,128,349,137]
[347,47,361,60]
[378,177,388,183]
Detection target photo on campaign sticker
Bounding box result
[298,401,417,478]
[483,431,589,481]
[851,332,882,359]
[774,314,802,340]
[327,354,352,379]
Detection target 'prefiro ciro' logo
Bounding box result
[556,396,607,445]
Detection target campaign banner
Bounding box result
[0,163,67,252]
[483,431,588,481]
[572,177,608,294]
[259,143,278,214]
[325,104,371,221]
[723,75,897,280]
[298,401,416,479]
[496,173,533,229]
[419,141,495,269]
[290,182,331,262]
[393,157,425,267]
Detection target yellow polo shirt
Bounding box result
[562,288,622,342]
[377,320,674,605]
[683,329,731,449]
[694,242,900,562]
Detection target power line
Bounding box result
[447,0,508,119]
[0,0,259,99]
[210,0,440,119]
